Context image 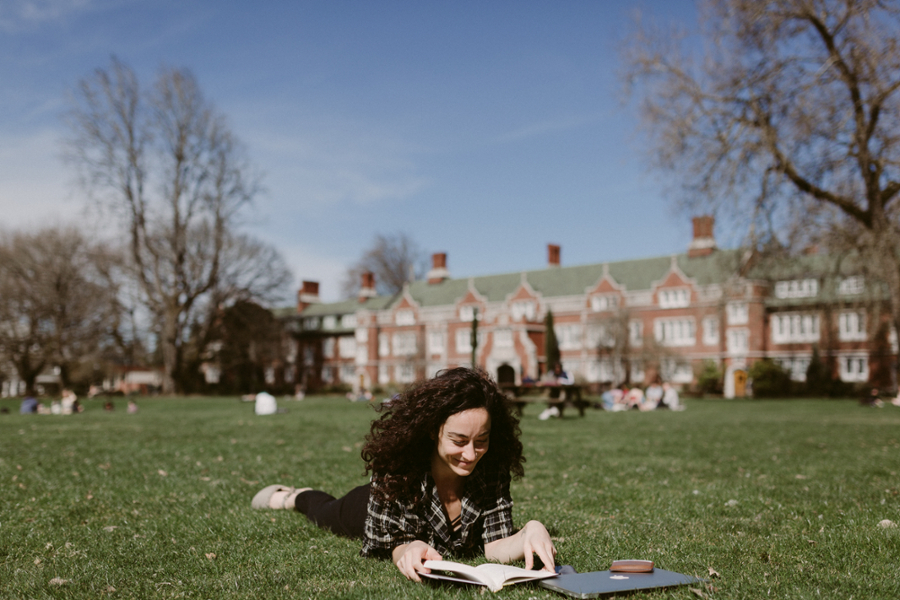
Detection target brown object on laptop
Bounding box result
[609,560,654,573]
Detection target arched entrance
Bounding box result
[497,364,515,386]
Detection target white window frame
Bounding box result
[323,315,337,330]
[392,332,417,356]
[661,359,692,384]
[555,324,583,350]
[838,311,866,341]
[702,316,719,346]
[771,313,820,344]
[338,336,356,358]
[427,331,445,354]
[459,305,480,322]
[774,278,818,299]
[395,309,415,326]
[653,318,696,347]
[658,288,690,308]
[378,333,390,357]
[629,320,643,347]
[378,364,390,384]
[839,354,868,382]
[342,313,357,329]
[395,363,416,383]
[455,328,472,353]
[838,276,865,296]
[590,294,618,312]
[511,301,536,321]
[323,337,335,358]
[726,328,749,354]
[726,302,749,325]
[776,356,811,382]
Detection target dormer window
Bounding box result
[774,278,818,299]
[395,309,415,326]
[838,276,864,296]
[658,288,690,308]
[590,295,619,312]
[459,305,480,322]
[511,301,536,321]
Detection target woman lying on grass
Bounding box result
[252,367,556,582]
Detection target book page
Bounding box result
[424,560,555,592]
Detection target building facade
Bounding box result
[283,217,896,397]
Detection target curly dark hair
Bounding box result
[361,367,525,503]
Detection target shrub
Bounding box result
[748,359,793,398]
[696,360,723,394]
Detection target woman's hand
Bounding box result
[484,520,557,572]
[520,520,556,571]
[392,540,443,582]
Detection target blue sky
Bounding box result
[0,0,706,302]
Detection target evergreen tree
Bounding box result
[544,309,560,374]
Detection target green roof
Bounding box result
[288,249,747,316]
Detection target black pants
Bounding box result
[294,484,370,539]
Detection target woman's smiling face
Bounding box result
[432,408,491,478]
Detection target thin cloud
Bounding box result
[0,0,134,33]
[492,113,603,145]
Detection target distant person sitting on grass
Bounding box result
[860,388,883,408]
[251,367,556,583]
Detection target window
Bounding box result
[456,328,485,353]
[378,333,390,357]
[427,331,445,354]
[587,325,615,348]
[321,366,333,383]
[629,320,643,347]
[590,295,618,312]
[661,359,692,383]
[303,317,319,330]
[392,332,417,356]
[493,328,513,348]
[323,337,335,358]
[395,363,416,383]
[459,305,480,322]
[356,345,367,364]
[726,302,749,325]
[355,328,368,342]
[378,364,390,384]
[654,318,696,347]
[555,324,583,350]
[726,328,749,354]
[771,313,820,344]
[456,328,472,353]
[838,311,866,341]
[303,347,315,366]
[777,356,811,382]
[340,364,355,382]
[839,355,868,382]
[338,336,356,358]
[395,309,415,326]
[838,276,865,296]
[774,279,818,299]
[702,316,719,346]
[342,313,357,328]
[511,301,536,321]
[658,288,690,308]
[323,315,337,330]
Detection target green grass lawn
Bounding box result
[1,394,899,599]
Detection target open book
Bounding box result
[422,560,557,592]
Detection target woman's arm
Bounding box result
[484,520,556,571]
[391,540,443,582]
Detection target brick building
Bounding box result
[283,217,896,397]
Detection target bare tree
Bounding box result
[341,232,427,297]
[0,227,120,394]
[623,0,900,380]
[65,57,285,393]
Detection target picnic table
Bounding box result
[501,383,589,417]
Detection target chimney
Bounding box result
[688,216,717,258]
[297,280,320,313]
[547,244,561,267]
[427,252,451,284]
[358,271,377,301]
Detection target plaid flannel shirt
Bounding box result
[360,467,514,559]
